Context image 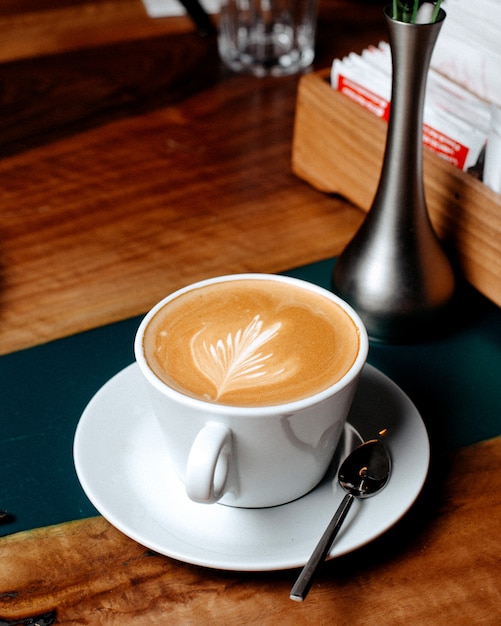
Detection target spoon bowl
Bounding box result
[290,439,391,601]
[339,438,391,497]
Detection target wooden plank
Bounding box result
[1,436,500,624]
[0,76,363,356]
[0,1,390,356]
[292,70,501,308]
[0,31,221,156]
[0,1,195,63]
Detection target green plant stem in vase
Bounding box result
[393,0,443,23]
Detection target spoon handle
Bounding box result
[290,493,354,602]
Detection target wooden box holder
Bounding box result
[292,69,501,309]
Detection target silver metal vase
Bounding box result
[332,5,455,343]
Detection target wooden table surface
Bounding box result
[1,1,500,624]
[0,0,387,357]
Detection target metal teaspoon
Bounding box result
[290,439,391,601]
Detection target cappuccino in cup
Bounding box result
[135,274,368,508]
[142,278,359,407]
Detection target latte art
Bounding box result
[191,315,296,401]
[143,279,360,406]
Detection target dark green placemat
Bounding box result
[1,259,500,536]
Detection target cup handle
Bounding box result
[185,422,232,504]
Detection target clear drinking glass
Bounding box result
[218,0,318,77]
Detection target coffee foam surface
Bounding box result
[143,279,359,406]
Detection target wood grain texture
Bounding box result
[292,71,501,309]
[0,78,363,355]
[0,0,195,63]
[0,1,387,356]
[1,436,500,624]
[0,14,221,157]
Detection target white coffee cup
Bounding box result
[134,274,368,508]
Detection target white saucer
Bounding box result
[74,363,429,571]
